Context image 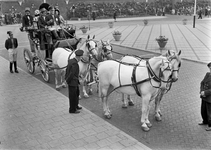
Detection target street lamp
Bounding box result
[193,0,197,28]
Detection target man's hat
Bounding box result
[40,8,46,13]
[75,50,84,56]
[25,7,30,12]
[207,62,211,67]
[7,31,12,35]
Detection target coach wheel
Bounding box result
[23,48,35,74]
[39,60,50,82]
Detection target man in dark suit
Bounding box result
[22,7,33,30]
[65,50,84,114]
[199,62,211,131]
[5,31,19,73]
[46,6,61,40]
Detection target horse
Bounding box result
[85,40,113,95]
[97,55,173,131]
[120,50,182,122]
[52,35,99,98]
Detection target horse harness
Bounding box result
[110,58,172,97]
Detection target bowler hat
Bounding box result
[207,62,211,67]
[75,50,84,56]
[25,7,30,12]
[7,31,12,35]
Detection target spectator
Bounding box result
[5,31,19,73]
[198,8,203,19]
[199,62,211,131]
[113,10,117,22]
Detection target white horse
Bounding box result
[52,35,98,98]
[120,50,182,122]
[97,55,173,131]
[86,40,113,95]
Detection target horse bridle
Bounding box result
[101,43,113,60]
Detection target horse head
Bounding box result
[100,40,113,61]
[85,35,98,58]
[164,50,182,82]
[148,56,173,89]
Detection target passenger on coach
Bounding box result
[46,6,61,40]
[22,7,33,30]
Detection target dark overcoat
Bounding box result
[65,58,80,86]
[22,15,33,27]
[5,38,18,50]
[200,72,211,103]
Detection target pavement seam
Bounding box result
[168,24,178,51]
[145,25,153,50]
[132,25,145,48]
[120,25,136,45]
[185,25,211,52]
[175,24,200,60]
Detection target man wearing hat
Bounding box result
[199,62,211,131]
[22,7,33,30]
[5,31,19,73]
[65,50,84,114]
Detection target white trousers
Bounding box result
[8,48,17,62]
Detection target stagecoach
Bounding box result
[21,23,77,82]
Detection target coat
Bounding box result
[22,15,33,28]
[38,15,48,29]
[65,58,80,86]
[200,72,211,103]
[5,38,18,50]
[46,14,61,26]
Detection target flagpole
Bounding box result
[193,0,197,28]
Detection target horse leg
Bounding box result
[127,95,135,106]
[82,80,89,98]
[61,69,67,88]
[122,94,128,108]
[155,89,164,121]
[141,95,151,132]
[145,100,152,128]
[99,84,111,119]
[54,69,60,90]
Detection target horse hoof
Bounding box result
[128,101,134,106]
[105,114,112,119]
[142,126,150,132]
[56,87,60,91]
[79,95,81,100]
[155,115,162,122]
[83,94,89,98]
[146,123,152,128]
[122,104,128,108]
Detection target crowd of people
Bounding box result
[67,1,211,19]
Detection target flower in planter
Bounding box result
[155,36,168,42]
[113,30,122,35]
[79,25,88,30]
[143,19,148,25]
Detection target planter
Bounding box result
[113,34,121,41]
[108,22,114,28]
[81,28,88,34]
[143,20,148,26]
[78,18,81,21]
[182,20,187,25]
[157,41,167,48]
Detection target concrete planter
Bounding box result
[113,34,121,41]
[81,28,88,34]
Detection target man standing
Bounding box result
[5,31,19,73]
[65,50,83,114]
